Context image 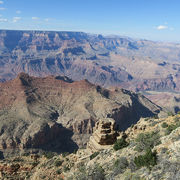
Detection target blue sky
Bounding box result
[0,0,179,42]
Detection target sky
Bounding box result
[0,0,179,42]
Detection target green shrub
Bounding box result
[150,121,159,126]
[68,165,87,180]
[62,152,69,157]
[12,157,24,162]
[165,122,180,135]
[144,118,149,121]
[96,85,101,92]
[124,170,143,180]
[22,152,30,157]
[160,147,168,154]
[173,116,180,123]
[167,112,174,116]
[43,151,55,159]
[72,164,105,180]
[73,149,78,154]
[114,157,128,168]
[177,111,180,115]
[32,161,39,167]
[161,122,168,128]
[63,165,70,172]
[90,152,99,160]
[102,89,109,98]
[153,114,159,119]
[73,165,88,180]
[56,169,62,174]
[135,131,161,152]
[88,164,105,180]
[113,137,129,151]
[134,149,157,169]
[55,159,63,167]
[113,157,129,175]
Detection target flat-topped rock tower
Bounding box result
[87,118,118,152]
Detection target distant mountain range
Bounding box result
[0,29,180,92]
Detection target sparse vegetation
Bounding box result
[62,152,69,157]
[167,112,174,116]
[88,164,105,180]
[72,165,88,180]
[32,161,40,167]
[144,117,150,121]
[177,111,180,115]
[150,120,159,126]
[173,116,180,123]
[113,157,129,175]
[63,165,70,172]
[55,159,63,167]
[43,151,55,159]
[56,169,62,174]
[153,114,159,119]
[113,137,129,151]
[134,149,157,169]
[165,121,180,135]
[12,157,24,162]
[135,131,161,152]
[123,170,144,180]
[161,122,168,128]
[90,151,99,160]
[70,164,105,180]
[102,89,109,98]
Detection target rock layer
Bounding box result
[0,30,180,92]
[87,118,117,152]
[0,73,161,156]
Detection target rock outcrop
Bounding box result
[87,118,117,152]
[0,111,179,179]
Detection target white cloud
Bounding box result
[16,10,21,14]
[0,7,5,10]
[0,1,3,4]
[156,25,168,30]
[32,17,39,20]
[0,18,7,22]
[13,16,21,23]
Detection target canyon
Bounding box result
[0,30,179,179]
[1,30,180,112]
[0,73,161,157]
[0,30,180,92]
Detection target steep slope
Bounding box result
[0,73,161,157]
[146,91,180,113]
[0,30,180,92]
[0,111,179,180]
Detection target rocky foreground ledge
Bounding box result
[0,113,180,179]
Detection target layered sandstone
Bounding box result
[87,118,117,152]
[0,30,180,92]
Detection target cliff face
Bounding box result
[0,30,180,92]
[0,73,161,156]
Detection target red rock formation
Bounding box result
[0,73,161,156]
